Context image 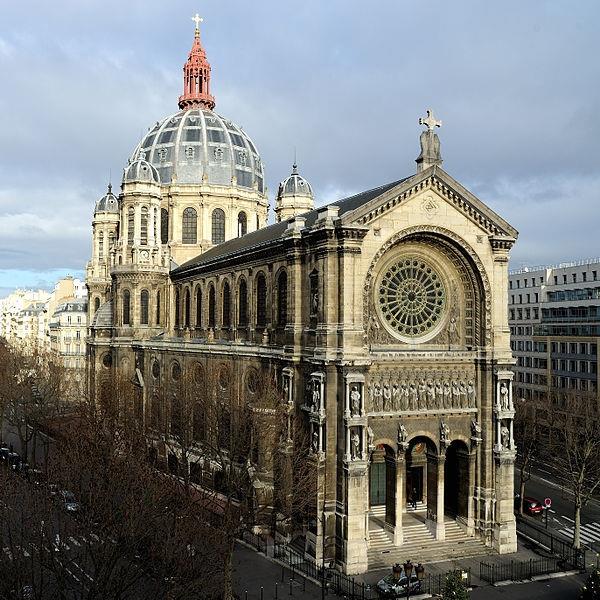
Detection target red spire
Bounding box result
[178,14,215,110]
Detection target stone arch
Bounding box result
[363,225,492,347]
[444,439,471,523]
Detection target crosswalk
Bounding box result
[559,522,600,547]
[2,532,105,561]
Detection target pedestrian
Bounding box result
[412,488,418,510]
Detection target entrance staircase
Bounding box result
[368,509,491,570]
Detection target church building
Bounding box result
[86,17,519,574]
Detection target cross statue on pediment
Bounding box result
[419,109,442,131]
[192,13,204,30]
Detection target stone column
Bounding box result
[394,453,405,545]
[467,450,477,535]
[436,454,446,541]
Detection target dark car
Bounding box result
[0,445,10,464]
[515,494,545,515]
[376,573,421,598]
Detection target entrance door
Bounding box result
[406,466,424,506]
[370,461,386,506]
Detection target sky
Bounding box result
[0,0,599,298]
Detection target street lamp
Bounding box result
[403,560,413,599]
[415,563,425,592]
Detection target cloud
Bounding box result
[0,0,599,293]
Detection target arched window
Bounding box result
[237,212,247,237]
[238,279,248,326]
[175,289,180,329]
[256,273,267,328]
[212,208,225,245]
[140,289,149,325]
[160,208,169,244]
[193,402,205,441]
[108,231,115,250]
[184,289,191,328]
[222,282,231,328]
[195,286,202,328]
[153,208,158,242]
[256,214,260,230]
[208,284,216,328]
[127,207,135,245]
[156,290,161,325]
[140,207,148,245]
[182,207,197,244]
[123,290,131,325]
[277,271,288,326]
[94,297,100,315]
[98,231,104,259]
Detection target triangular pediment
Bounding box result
[341,165,518,239]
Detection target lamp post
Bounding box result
[403,560,413,599]
[415,563,425,593]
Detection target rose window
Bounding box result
[378,257,446,337]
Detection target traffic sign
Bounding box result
[544,497,552,508]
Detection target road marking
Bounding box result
[562,516,574,523]
[90,533,100,542]
[560,522,600,546]
[69,536,81,547]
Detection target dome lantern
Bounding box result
[178,14,215,111]
[275,162,315,223]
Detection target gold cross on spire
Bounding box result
[419,109,442,131]
[192,13,203,31]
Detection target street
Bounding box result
[517,460,600,554]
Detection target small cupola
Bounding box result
[275,163,315,223]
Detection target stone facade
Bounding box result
[86,23,519,576]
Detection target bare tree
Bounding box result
[513,396,540,515]
[543,391,600,549]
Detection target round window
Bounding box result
[171,362,181,381]
[378,256,446,338]
[102,353,112,368]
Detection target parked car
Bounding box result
[514,493,545,515]
[376,573,421,598]
[0,444,10,464]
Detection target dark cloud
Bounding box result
[0,0,598,295]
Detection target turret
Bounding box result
[274,163,315,222]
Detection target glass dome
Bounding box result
[128,108,264,191]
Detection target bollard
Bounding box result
[275,582,278,600]
[245,591,248,600]
[260,586,264,600]
[289,578,293,596]
[281,565,285,583]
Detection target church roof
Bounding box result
[172,177,408,277]
[91,301,113,329]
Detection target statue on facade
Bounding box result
[409,383,418,411]
[459,381,468,408]
[367,425,374,450]
[500,424,510,449]
[398,422,408,450]
[351,430,361,460]
[467,380,476,407]
[312,429,319,454]
[368,383,375,412]
[500,382,510,410]
[374,384,383,412]
[392,383,400,411]
[440,420,450,446]
[401,382,409,411]
[418,379,427,410]
[312,381,320,412]
[383,383,392,412]
[426,381,436,408]
[435,380,444,408]
[443,381,451,409]
[451,380,460,408]
[471,419,482,439]
[350,385,361,416]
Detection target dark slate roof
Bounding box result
[173,177,408,276]
[91,301,113,329]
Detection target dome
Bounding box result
[94,184,119,213]
[278,164,313,198]
[128,108,264,191]
[123,158,161,184]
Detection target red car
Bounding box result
[515,494,545,515]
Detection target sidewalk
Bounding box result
[233,542,323,600]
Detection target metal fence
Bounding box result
[480,557,565,584]
[517,516,586,570]
[240,529,268,555]
[273,542,471,599]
